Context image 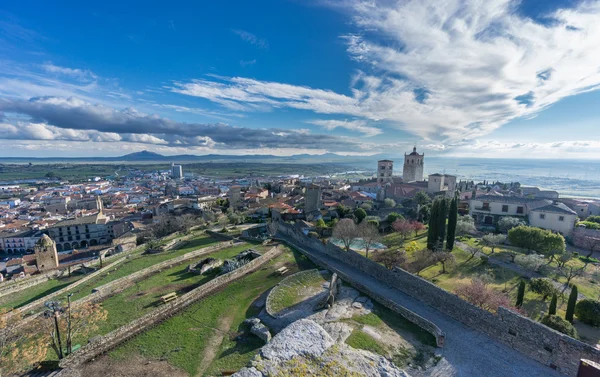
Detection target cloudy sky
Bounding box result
[1,0,600,158]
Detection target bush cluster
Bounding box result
[575,299,600,327]
[541,315,578,338]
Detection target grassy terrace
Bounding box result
[0,233,218,311]
[108,246,315,376]
[66,233,221,302]
[379,232,600,346]
[267,269,329,314]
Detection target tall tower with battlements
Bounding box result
[377,160,393,184]
[403,147,424,182]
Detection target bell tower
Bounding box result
[403,146,424,182]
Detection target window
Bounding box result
[517,206,524,214]
[539,213,546,220]
[559,216,565,222]
[502,205,509,213]
[482,202,490,210]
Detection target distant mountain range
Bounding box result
[0,150,398,165]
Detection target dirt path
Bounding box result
[195,313,235,377]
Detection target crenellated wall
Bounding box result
[276,222,600,377]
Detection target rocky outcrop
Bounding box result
[232,319,411,377]
[245,317,272,343]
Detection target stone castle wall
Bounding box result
[277,222,600,377]
[59,245,283,369]
[572,227,600,250]
[0,270,62,299]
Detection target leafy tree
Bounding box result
[427,199,440,250]
[431,251,455,273]
[574,299,600,326]
[515,254,545,273]
[456,215,476,236]
[437,197,448,250]
[386,212,403,223]
[516,280,526,308]
[332,218,358,252]
[315,218,327,228]
[383,198,396,208]
[565,285,578,323]
[336,204,351,218]
[481,234,506,253]
[446,196,458,251]
[548,293,558,315]
[358,221,381,259]
[414,190,431,205]
[586,215,600,224]
[360,202,373,211]
[529,278,556,300]
[308,231,319,238]
[557,264,586,288]
[464,245,481,262]
[354,208,367,223]
[541,315,578,338]
[497,217,525,233]
[578,221,600,230]
[508,225,565,254]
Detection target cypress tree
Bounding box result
[437,197,448,250]
[516,280,526,308]
[447,195,458,251]
[427,200,439,250]
[566,285,578,323]
[548,293,558,315]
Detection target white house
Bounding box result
[529,202,578,237]
[469,195,548,226]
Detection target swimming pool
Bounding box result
[330,237,387,251]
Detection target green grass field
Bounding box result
[0,275,81,310]
[267,269,329,314]
[109,247,314,376]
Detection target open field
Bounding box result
[107,246,312,376]
[0,162,351,181]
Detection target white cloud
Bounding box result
[307,119,381,136]
[172,0,600,144]
[41,62,97,81]
[232,30,269,49]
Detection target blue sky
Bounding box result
[0,0,599,158]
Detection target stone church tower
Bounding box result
[35,234,59,272]
[403,147,424,182]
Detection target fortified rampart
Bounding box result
[276,222,600,377]
[59,245,283,369]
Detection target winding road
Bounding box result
[281,236,564,377]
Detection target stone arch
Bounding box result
[63,242,71,251]
[80,240,88,248]
[56,244,63,252]
[71,242,79,249]
[99,238,107,245]
[89,239,98,246]
[6,248,12,253]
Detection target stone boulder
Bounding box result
[251,323,272,343]
[260,319,335,362]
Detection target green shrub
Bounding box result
[529,278,557,300]
[308,231,319,239]
[516,280,526,307]
[575,299,600,327]
[541,315,578,338]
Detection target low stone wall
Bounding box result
[265,269,321,319]
[573,227,600,251]
[0,270,62,299]
[59,245,283,369]
[206,230,237,241]
[277,222,600,377]
[77,241,233,306]
[9,257,127,316]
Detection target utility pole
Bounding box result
[66,293,73,355]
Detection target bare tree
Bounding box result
[432,251,456,273]
[358,221,382,259]
[464,245,482,262]
[374,249,407,270]
[557,264,586,290]
[393,219,413,240]
[516,253,545,273]
[333,218,358,252]
[455,279,512,313]
[580,236,600,263]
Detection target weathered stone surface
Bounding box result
[322,322,353,343]
[244,317,261,327]
[352,302,363,309]
[232,367,263,377]
[260,319,335,362]
[251,322,272,343]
